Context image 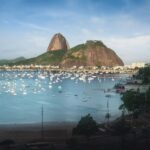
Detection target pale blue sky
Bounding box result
[0,0,150,64]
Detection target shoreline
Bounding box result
[0,121,76,144]
[0,67,137,74]
[0,121,77,127]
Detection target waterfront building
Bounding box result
[131,62,145,69]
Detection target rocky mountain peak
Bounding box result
[47,33,69,51]
[86,40,106,48]
[61,40,124,67]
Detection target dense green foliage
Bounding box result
[36,50,66,64]
[0,57,26,65]
[120,88,150,114]
[70,40,106,52]
[73,114,98,138]
[136,67,150,84]
[86,40,106,48]
[15,50,66,65]
[70,44,86,52]
[120,67,150,120]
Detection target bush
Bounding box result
[136,67,150,84]
[120,88,150,114]
[73,114,98,139]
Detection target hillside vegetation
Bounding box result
[15,50,66,65]
[1,40,124,67]
[0,57,26,65]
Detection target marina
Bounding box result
[0,71,127,124]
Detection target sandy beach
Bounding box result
[0,122,76,144]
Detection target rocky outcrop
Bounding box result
[47,33,69,51]
[15,38,124,67]
[61,40,124,67]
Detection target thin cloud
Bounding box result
[90,16,105,24]
[104,34,150,64]
[14,20,49,31]
[31,9,76,19]
[0,32,49,59]
[0,0,149,63]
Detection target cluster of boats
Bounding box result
[0,71,125,96]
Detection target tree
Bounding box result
[73,114,98,139]
[120,88,150,114]
[120,90,142,113]
[120,90,135,113]
[136,67,150,84]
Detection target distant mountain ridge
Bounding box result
[0,33,124,67]
[0,57,26,65]
[14,40,123,67]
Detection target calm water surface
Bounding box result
[0,71,127,124]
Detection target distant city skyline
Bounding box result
[0,0,150,64]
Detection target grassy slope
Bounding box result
[15,50,66,65]
[7,45,88,66]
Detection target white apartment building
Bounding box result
[131,62,145,69]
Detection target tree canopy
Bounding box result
[73,114,98,138]
[120,88,150,113]
[136,67,150,84]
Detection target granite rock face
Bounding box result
[61,40,124,67]
[16,37,124,67]
[47,33,69,51]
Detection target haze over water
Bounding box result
[0,71,127,124]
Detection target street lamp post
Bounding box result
[105,94,111,126]
[41,105,44,140]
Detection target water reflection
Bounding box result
[0,71,127,124]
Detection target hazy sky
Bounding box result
[0,0,150,64]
